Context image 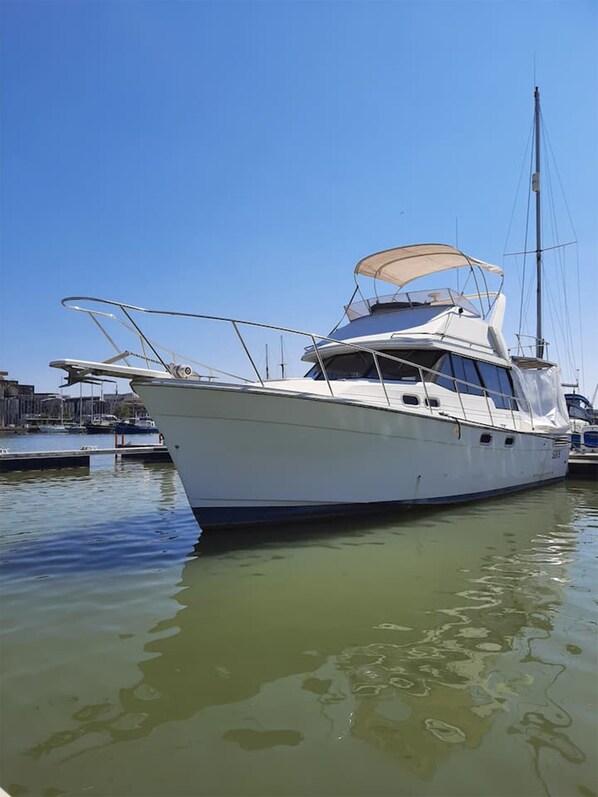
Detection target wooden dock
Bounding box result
[0,445,172,472]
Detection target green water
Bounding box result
[1,455,596,797]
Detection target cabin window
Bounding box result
[480,433,492,444]
[306,349,443,382]
[375,350,443,382]
[306,351,373,380]
[431,354,485,395]
[403,394,419,406]
[425,397,440,408]
[497,367,519,411]
[505,437,515,446]
[432,354,456,391]
[452,355,484,396]
[476,362,518,410]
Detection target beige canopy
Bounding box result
[355,243,503,289]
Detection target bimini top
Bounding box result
[355,243,503,289]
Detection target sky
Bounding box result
[1,0,597,397]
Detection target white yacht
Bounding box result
[50,243,570,530]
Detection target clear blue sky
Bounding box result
[1,1,597,396]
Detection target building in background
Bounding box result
[0,372,148,430]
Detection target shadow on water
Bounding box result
[193,503,445,556]
[22,482,592,785]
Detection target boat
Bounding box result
[49,89,571,530]
[85,414,119,434]
[65,424,87,433]
[114,416,159,434]
[36,423,69,433]
[564,392,595,448]
[50,242,570,529]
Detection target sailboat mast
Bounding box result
[533,86,543,358]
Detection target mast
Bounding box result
[532,86,544,358]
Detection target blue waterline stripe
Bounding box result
[193,476,565,529]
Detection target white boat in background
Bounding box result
[85,414,119,434]
[114,416,158,434]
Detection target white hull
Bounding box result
[134,380,569,529]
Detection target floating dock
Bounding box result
[567,451,598,480]
[0,445,172,472]
[1,445,594,480]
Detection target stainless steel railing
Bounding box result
[61,297,534,431]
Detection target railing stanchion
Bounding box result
[483,389,494,426]
[420,368,433,414]
[456,379,467,421]
[311,335,334,397]
[372,353,391,406]
[232,322,264,387]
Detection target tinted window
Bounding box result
[497,367,518,411]
[477,362,510,409]
[454,355,484,396]
[307,349,443,382]
[433,355,484,395]
[451,355,468,392]
[432,354,456,391]
[376,350,442,382]
[311,351,373,380]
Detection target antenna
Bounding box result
[265,344,270,380]
[280,335,285,380]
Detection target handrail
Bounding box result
[60,296,533,430]
[510,334,550,359]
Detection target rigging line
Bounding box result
[545,279,575,377]
[542,114,577,371]
[542,112,586,390]
[521,263,536,340]
[544,285,567,377]
[541,115,578,239]
[544,138,577,369]
[517,131,535,338]
[573,244,586,392]
[503,116,535,261]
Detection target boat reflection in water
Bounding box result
[24,480,595,795]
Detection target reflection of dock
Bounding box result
[0,445,172,472]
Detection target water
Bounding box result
[1,433,597,797]
[0,431,160,453]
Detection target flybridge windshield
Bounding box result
[345,289,479,322]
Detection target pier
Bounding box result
[0,444,172,472]
[567,451,598,480]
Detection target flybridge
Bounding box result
[354,244,504,288]
[343,288,481,323]
[345,243,505,327]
